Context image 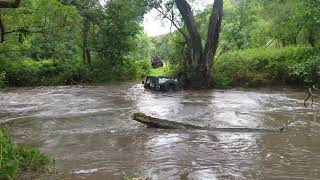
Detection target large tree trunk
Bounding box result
[82,16,91,65]
[203,0,223,86]
[133,113,287,132]
[175,0,223,88]
[175,0,204,88]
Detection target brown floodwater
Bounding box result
[0,83,319,180]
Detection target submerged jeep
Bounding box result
[142,76,179,92]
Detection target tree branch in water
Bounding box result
[132,113,287,132]
[304,85,319,107]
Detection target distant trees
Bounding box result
[253,0,319,47]
[1,0,147,63]
[0,0,152,86]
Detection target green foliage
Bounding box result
[0,0,82,60]
[213,47,320,87]
[15,145,53,173]
[0,0,151,87]
[1,0,319,88]
[0,128,54,179]
[0,71,7,88]
[129,32,153,62]
[95,0,145,63]
[1,58,84,86]
[149,67,165,77]
[0,57,151,86]
[0,128,17,179]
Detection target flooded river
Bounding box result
[0,84,319,179]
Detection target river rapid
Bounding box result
[0,83,319,180]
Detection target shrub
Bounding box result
[0,128,54,179]
[0,71,7,88]
[213,46,320,87]
[1,57,151,87]
[0,128,17,179]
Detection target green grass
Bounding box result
[213,46,320,88]
[0,128,55,179]
[149,67,166,76]
[0,58,151,87]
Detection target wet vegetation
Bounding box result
[0,128,55,179]
[0,0,319,88]
[213,47,320,87]
[0,0,151,87]
[151,0,320,88]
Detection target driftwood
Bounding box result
[133,113,287,133]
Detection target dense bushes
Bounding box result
[213,46,320,87]
[0,72,7,88]
[0,128,54,179]
[0,58,151,87]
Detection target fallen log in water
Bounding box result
[132,113,286,133]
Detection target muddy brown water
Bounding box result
[0,83,319,180]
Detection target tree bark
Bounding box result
[175,0,202,66]
[0,0,21,8]
[174,0,223,88]
[175,0,204,87]
[203,0,223,86]
[82,16,91,65]
[133,113,286,132]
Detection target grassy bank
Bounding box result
[0,58,151,87]
[213,46,320,88]
[0,128,55,179]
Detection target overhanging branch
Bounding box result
[153,6,188,42]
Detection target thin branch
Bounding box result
[169,9,174,36]
[153,6,189,42]
[304,86,319,107]
[266,39,274,48]
[215,42,233,61]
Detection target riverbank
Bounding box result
[1,46,319,90]
[0,128,55,179]
[213,46,320,88]
[0,59,151,87]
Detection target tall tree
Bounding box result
[148,0,224,87]
[0,0,21,43]
[82,16,91,64]
[60,0,103,64]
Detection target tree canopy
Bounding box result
[0,0,319,88]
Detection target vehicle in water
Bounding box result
[142,76,179,92]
